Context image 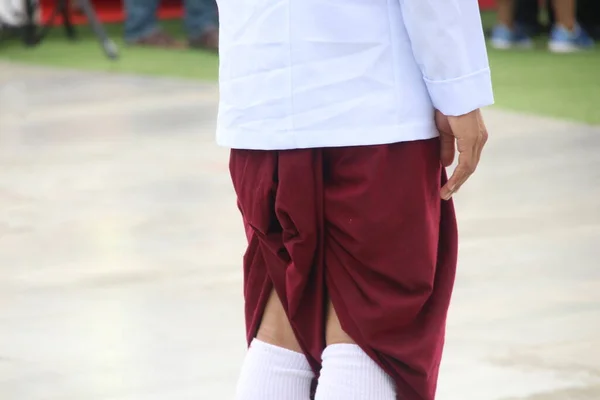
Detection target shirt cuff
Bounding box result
[424,68,495,116]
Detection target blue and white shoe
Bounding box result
[548,24,594,53]
[490,24,534,50]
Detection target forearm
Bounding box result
[399,0,494,116]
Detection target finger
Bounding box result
[435,110,451,133]
[474,129,488,165]
[439,133,456,167]
[440,150,476,200]
[440,164,470,200]
[467,112,488,166]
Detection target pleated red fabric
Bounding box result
[229,138,458,400]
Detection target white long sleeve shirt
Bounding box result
[215,0,494,150]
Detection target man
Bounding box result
[124,0,218,51]
[216,0,493,399]
[491,0,594,52]
[578,0,600,39]
[495,0,599,43]
[514,0,553,36]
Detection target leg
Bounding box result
[314,301,396,400]
[123,0,161,43]
[491,0,533,49]
[514,0,543,35]
[256,289,303,353]
[496,0,515,28]
[183,0,218,38]
[235,289,313,400]
[318,140,458,400]
[183,0,219,50]
[230,149,315,400]
[548,0,594,51]
[324,300,355,346]
[552,0,577,30]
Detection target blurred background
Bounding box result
[0,1,599,399]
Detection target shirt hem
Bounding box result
[216,122,439,150]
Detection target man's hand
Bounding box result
[435,109,488,201]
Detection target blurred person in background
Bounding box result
[491,0,594,51]
[510,0,600,39]
[576,0,600,39]
[513,0,554,36]
[123,0,218,51]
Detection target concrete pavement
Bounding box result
[0,62,599,400]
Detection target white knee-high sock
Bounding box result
[315,344,396,400]
[235,339,314,400]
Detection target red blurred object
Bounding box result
[39,0,183,25]
[39,0,496,26]
[480,0,496,9]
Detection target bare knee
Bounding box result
[256,289,303,353]
[325,300,356,345]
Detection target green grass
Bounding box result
[0,21,219,80]
[1,16,599,124]
[488,44,600,124]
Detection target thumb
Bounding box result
[435,110,451,134]
[439,132,456,167]
[435,110,455,167]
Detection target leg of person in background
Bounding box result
[547,0,556,30]
[552,0,577,30]
[514,0,543,37]
[491,0,534,49]
[124,0,182,48]
[496,0,515,29]
[577,0,600,40]
[184,0,219,52]
[548,0,594,52]
[70,0,82,15]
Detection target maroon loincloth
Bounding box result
[229,138,458,400]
